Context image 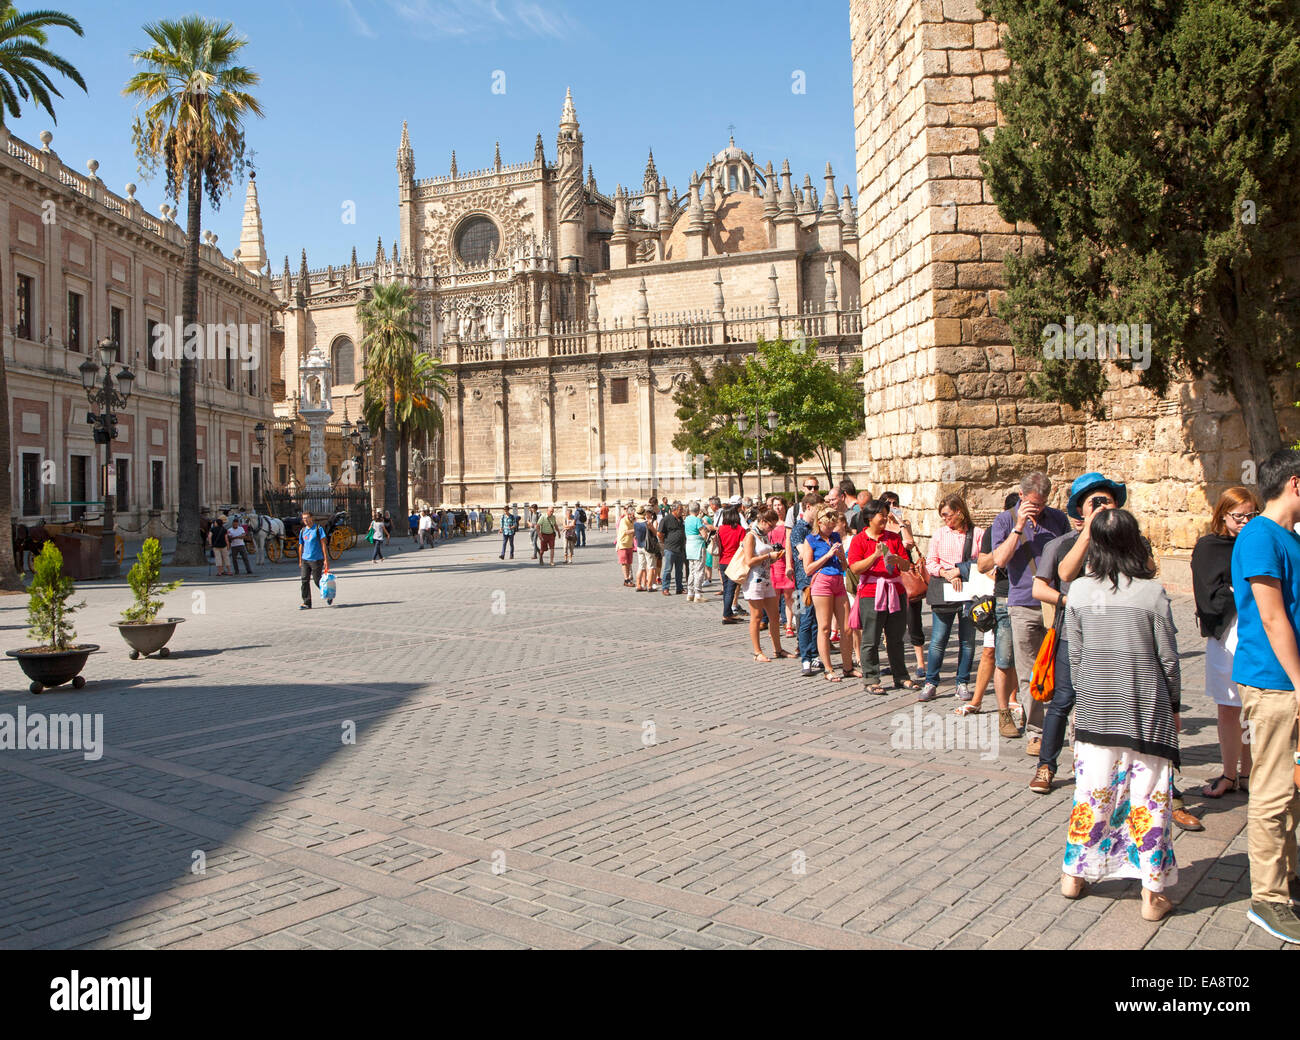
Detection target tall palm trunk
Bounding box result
[0,255,21,589]
[398,427,409,517]
[173,161,204,564]
[382,376,398,516]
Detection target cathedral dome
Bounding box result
[663,191,770,260]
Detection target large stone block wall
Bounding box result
[851,0,1298,565]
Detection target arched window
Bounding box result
[454,215,500,266]
[332,337,355,385]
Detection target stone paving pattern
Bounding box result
[0,529,1285,949]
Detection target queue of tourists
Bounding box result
[600,450,1300,941]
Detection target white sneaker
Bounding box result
[956,683,972,702]
[918,683,938,702]
[1009,702,1026,730]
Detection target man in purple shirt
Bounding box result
[986,471,1070,754]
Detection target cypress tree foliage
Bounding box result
[980,0,1300,457]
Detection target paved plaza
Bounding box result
[0,529,1287,950]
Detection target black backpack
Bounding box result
[577,508,586,524]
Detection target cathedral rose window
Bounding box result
[455,216,500,266]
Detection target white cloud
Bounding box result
[387,0,574,39]
[340,0,378,37]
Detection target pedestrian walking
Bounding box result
[536,505,560,566]
[1060,508,1179,923]
[298,510,331,609]
[1193,486,1261,800]
[499,505,518,559]
[562,505,578,563]
[369,510,387,562]
[418,508,434,548]
[228,516,253,575]
[1230,450,1300,943]
[209,515,231,576]
[716,504,745,623]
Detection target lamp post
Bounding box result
[734,407,779,500]
[281,423,297,488]
[253,421,268,511]
[79,336,134,576]
[347,419,371,501]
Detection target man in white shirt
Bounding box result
[418,509,434,548]
[787,478,820,527]
[228,517,252,574]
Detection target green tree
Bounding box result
[0,3,85,590]
[722,338,864,488]
[122,537,182,623]
[670,358,751,493]
[124,17,264,564]
[356,282,419,515]
[358,347,446,511]
[26,540,81,649]
[981,0,1300,458]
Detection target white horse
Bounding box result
[236,513,284,565]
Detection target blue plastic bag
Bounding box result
[319,572,336,604]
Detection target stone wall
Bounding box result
[850,0,1299,571]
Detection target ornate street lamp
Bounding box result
[735,407,781,500]
[81,336,133,575]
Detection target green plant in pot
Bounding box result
[112,538,185,659]
[5,541,97,694]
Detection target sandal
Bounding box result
[842,669,860,679]
[1239,772,1250,793]
[1141,892,1174,922]
[774,650,794,659]
[823,672,842,683]
[754,652,771,662]
[899,679,920,692]
[1201,774,1238,799]
[784,626,795,637]
[866,684,887,695]
[953,703,983,716]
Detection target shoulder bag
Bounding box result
[926,528,975,609]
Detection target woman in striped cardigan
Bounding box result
[1060,508,1180,923]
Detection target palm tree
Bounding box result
[0,4,85,590]
[356,282,419,517]
[358,337,446,513]
[123,18,263,565]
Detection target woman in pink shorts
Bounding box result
[799,504,855,681]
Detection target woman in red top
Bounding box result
[716,504,746,623]
[848,500,917,694]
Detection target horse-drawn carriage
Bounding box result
[252,509,355,563]
[12,510,124,574]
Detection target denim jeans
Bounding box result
[371,538,384,561]
[797,591,819,662]
[661,549,685,593]
[722,574,739,618]
[1038,637,1075,772]
[926,606,975,685]
[500,532,515,557]
[577,522,586,547]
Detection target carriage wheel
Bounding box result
[326,539,341,562]
[284,539,299,560]
[265,538,282,563]
[329,528,350,556]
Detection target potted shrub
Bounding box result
[5,541,97,694]
[111,537,185,659]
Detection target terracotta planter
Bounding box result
[6,645,98,695]
[110,618,185,659]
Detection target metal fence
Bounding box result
[261,487,373,531]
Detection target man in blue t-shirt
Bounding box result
[298,511,330,609]
[1232,449,1300,943]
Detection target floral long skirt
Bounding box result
[1063,741,1178,892]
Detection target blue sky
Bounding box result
[9,0,856,269]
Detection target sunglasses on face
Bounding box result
[1228,511,1258,523]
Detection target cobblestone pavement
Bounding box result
[0,528,1284,950]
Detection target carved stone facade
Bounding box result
[278,90,868,506]
[850,0,1298,573]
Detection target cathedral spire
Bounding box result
[778,160,796,217]
[375,236,384,266]
[560,86,578,128]
[350,246,359,280]
[534,133,545,164]
[281,255,291,298]
[822,163,839,217]
[237,171,266,273]
[449,150,457,178]
[494,140,501,171]
[643,149,658,193]
[397,120,414,179]
[840,184,857,240]
[298,249,310,300]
